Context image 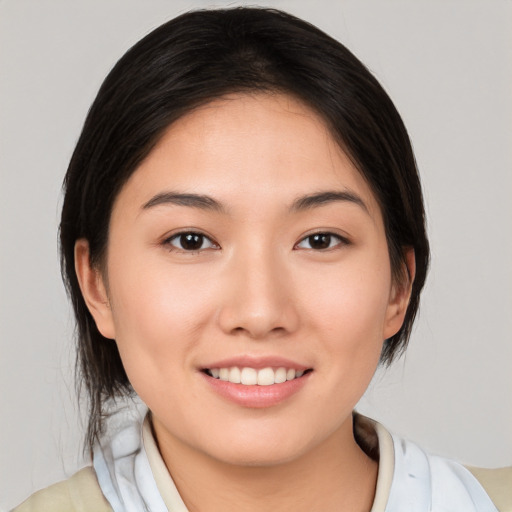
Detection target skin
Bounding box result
[76,93,414,512]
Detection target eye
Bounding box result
[165,232,218,252]
[295,232,347,251]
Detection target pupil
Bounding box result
[310,234,330,249]
[181,233,203,250]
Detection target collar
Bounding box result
[94,406,497,512]
[143,412,396,512]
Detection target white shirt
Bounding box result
[92,406,499,512]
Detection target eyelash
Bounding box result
[294,232,349,251]
[163,231,349,253]
[164,231,219,252]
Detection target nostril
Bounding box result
[229,325,289,339]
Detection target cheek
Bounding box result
[105,254,217,388]
[304,255,392,343]
[109,247,217,329]
[299,250,391,397]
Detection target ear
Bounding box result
[383,248,416,340]
[74,239,116,339]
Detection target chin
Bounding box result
[210,445,306,468]
[196,425,322,468]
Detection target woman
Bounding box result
[12,7,510,512]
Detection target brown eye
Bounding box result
[296,232,346,251]
[309,234,332,250]
[167,232,217,251]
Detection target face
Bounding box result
[78,93,410,466]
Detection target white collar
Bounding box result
[93,406,497,512]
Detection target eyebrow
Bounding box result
[141,189,369,215]
[290,190,369,214]
[142,192,225,212]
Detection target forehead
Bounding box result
[114,92,381,219]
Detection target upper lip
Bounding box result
[200,355,311,371]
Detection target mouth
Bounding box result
[202,366,313,386]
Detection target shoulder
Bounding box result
[354,415,512,511]
[11,467,112,512]
[466,465,512,512]
[384,426,511,511]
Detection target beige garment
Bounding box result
[467,466,512,512]
[11,466,112,512]
[12,415,512,512]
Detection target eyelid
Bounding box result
[294,230,351,250]
[162,229,220,252]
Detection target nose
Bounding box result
[216,249,300,339]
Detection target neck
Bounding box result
[153,416,378,512]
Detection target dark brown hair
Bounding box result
[59,7,429,450]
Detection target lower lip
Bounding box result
[201,372,311,408]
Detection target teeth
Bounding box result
[275,367,287,383]
[257,367,274,386]
[229,367,241,384]
[240,367,257,385]
[208,366,307,386]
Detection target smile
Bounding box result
[201,366,312,408]
[204,367,309,386]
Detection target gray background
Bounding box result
[1,0,511,509]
